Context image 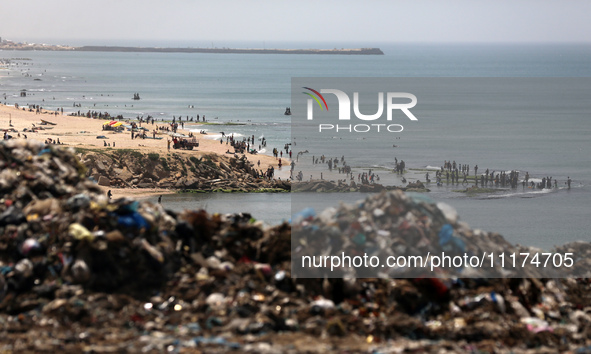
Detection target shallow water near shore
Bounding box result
[144,192,292,226]
[1,43,590,249]
[151,185,588,251]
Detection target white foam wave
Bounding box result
[196,131,245,140]
[204,133,224,140]
[526,178,543,183]
[486,188,553,199]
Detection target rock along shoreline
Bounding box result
[77,147,290,193]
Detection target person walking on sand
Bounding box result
[167,139,171,151]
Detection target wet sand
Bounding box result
[97,186,176,200]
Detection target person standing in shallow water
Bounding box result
[158,195,162,204]
[107,190,112,199]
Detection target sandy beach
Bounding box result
[96,186,176,199]
[0,103,291,196]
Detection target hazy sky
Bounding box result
[1,0,590,45]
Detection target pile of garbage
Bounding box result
[292,190,590,279]
[0,140,590,353]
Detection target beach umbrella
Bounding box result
[112,122,123,127]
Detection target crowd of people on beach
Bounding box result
[19,104,63,116]
[288,151,577,193]
[1,99,291,181]
[2,92,578,192]
[126,113,290,174]
[293,153,380,184]
[436,160,572,189]
[293,154,356,183]
[358,170,380,184]
[70,110,121,120]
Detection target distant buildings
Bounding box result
[0,38,74,51]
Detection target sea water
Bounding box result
[1,43,590,249]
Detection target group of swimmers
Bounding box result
[437,161,573,190]
[358,170,380,184]
[524,174,572,189]
[393,157,406,174]
[70,110,122,120]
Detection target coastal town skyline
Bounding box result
[1,0,591,46]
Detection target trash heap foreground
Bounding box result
[0,140,589,353]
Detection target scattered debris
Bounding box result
[0,140,589,352]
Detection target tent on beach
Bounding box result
[102,121,124,131]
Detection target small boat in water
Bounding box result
[284,107,291,115]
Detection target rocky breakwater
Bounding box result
[293,179,429,193]
[0,140,590,352]
[77,148,290,192]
